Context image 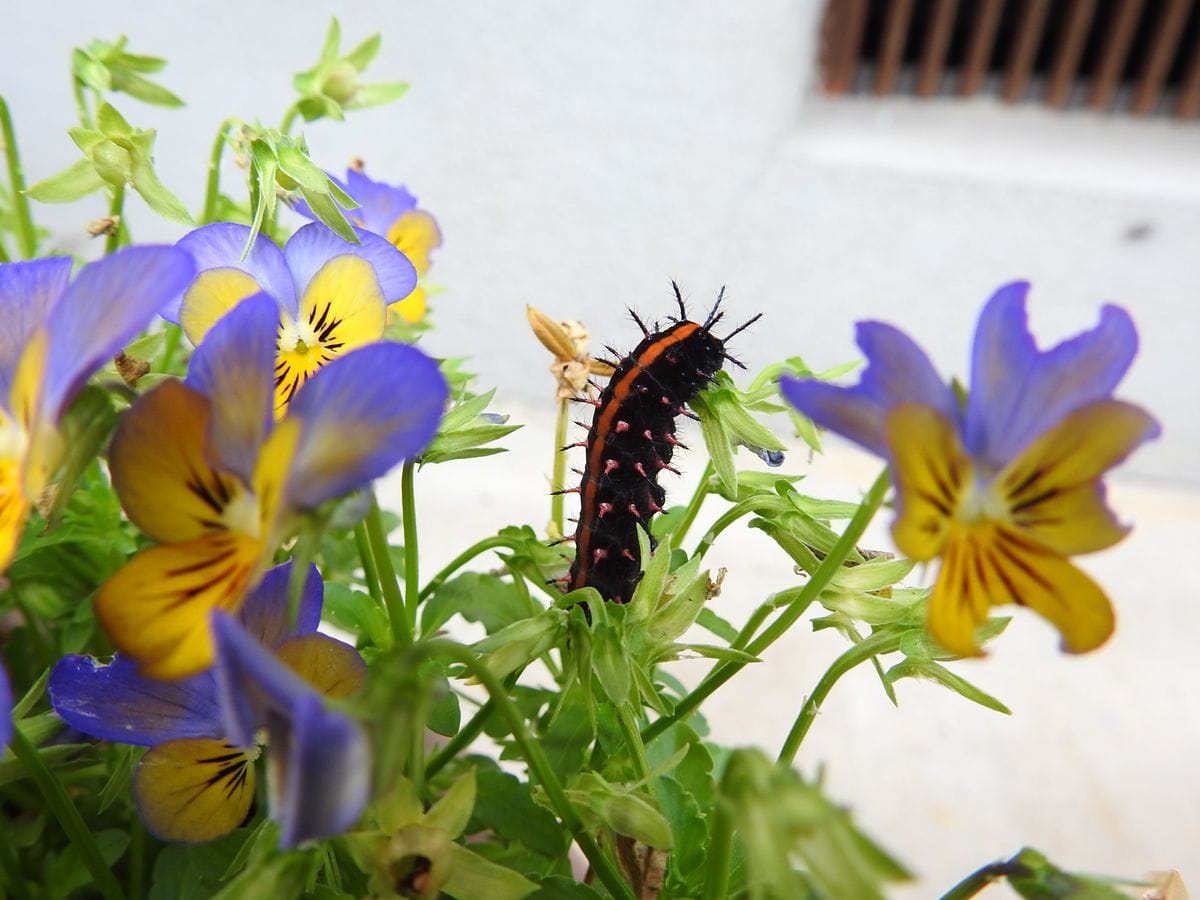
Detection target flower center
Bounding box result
[954,472,1010,528]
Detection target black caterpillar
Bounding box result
[559,285,758,604]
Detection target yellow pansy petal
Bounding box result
[0,456,29,571]
[991,527,1115,654]
[110,380,244,544]
[389,283,427,324]
[10,329,47,433]
[886,404,970,562]
[386,209,441,276]
[999,399,1159,555]
[179,268,264,346]
[926,529,992,658]
[275,633,367,698]
[274,255,387,414]
[252,416,302,538]
[134,739,256,843]
[95,532,266,679]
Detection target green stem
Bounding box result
[614,703,650,782]
[0,233,11,262]
[8,725,127,900]
[671,460,713,546]
[0,96,37,258]
[419,641,634,900]
[279,103,299,136]
[643,469,890,746]
[128,816,146,900]
[701,801,734,900]
[693,495,780,561]
[365,497,411,648]
[550,398,570,536]
[401,461,421,636]
[201,118,235,225]
[418,535,526,602]
[354,521,383,603]
[104,183,125,255]
[776,628,903,765]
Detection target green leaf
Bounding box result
[131,153,194,224]
[45,829,129,900]
[96,102,132,138]
[423,770,476,838]
[149,831,250,900]
[526,877,604,899]
[468,769,568,858]
[347,81,410,109]
[112,70,184,107]
[570,773,672,850]
[344,33,382,70]
[25,159,105,203]
[539,686,594,781]
[444,843,538,900]
[591,624,631,706]
[276,142,333,193]
[297,185,358,242]
[320,582,391,650]
[887,658,1011,715]
[696,607,738,643]
[72,48,111,91]
[423,572,530,635]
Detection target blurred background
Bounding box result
[3,0,1199,894]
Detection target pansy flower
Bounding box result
[295,167,441,323]
[0,247,194,569]
[167,221,416,415]
[781,282,1160,656]
[51,562,368,845]
[95,292,448,678]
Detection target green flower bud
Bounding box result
[91,139,133,186]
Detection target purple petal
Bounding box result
[284,222,416,304]
[209,610,369,846]
[272,692,369,847]
[211,611,314,748]
[781,321,957,457]
[43,247,196,420]
[0,665,11,747]
[238,561,323,648]
[966,283,1140,467]
[184,292,277,481]
[343,168,418,236]
[48,655,222,746]
[171,223,297,320]
[0,257,71,402]
[284,342,449,509]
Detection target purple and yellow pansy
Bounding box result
[167,221,416,415]
[51,561,368,846]
[782,282,1160,657]
[94,292,448,678]
[294,167,442,323]
[0,248,195,570]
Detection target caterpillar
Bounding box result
[560,284,759,605]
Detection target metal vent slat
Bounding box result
[1002,0,1052,102]
[819,0,1200,119]
[959,0,1005,95]
[916,0,960,95]
[1046,0,1099,107]
[1131,0,1192,114]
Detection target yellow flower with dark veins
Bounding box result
[166,221,417,415]
[293,166,442,324]
[95,293,448,678]
[781,282,1160,656]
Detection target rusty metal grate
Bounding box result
[819,0,1200,118]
